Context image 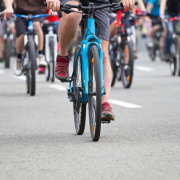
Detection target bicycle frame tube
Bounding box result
[71,17,104,103]
[28,21,33,31]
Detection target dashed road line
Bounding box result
[49,84,67,91]
[109,99,142,108]
[0,70,5,74]
[135,66,154,72]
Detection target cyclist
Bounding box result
[13,0,47,76]
[46,0,135,121]
[0,0,14,62]
[160,0,180,62]
[146,0,167,58]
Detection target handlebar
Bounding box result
[44,1,138,13]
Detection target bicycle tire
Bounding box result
[73,45,86,135]
[49,39,55,82]
[45,64,50,81]
[28,40,36,96]
[4,37,11,68]
[170,40,177,76]
[176,36,180,76]
[88,45,101,141]
[121,40,134,89]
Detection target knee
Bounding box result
[33,21,42,32]
[102,49,109,65]
[63,12,81,26]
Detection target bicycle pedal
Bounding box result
[101,120,111,124]
[61,78,73,83]
[67,89,76,102]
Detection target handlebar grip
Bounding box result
[135,1,138,5]
[44,2,47,6]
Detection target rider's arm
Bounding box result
[160,0,167,19]
[137,0,146,12]
[146,1,153,14]
[2,0,13,21]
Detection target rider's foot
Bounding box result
[55,55,69,81]
[101,102,115,121]
[38,54,47,67]
[14,58,22,76]
[162,53,171,62]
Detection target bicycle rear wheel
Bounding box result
[121,41,134,89]
[73,45,86,135]
[170,40,177,76]
[4,37,11,68]
[49,39,55,82]
[27,41,36,96]
[176,36,180,76]
[88,45,101,141]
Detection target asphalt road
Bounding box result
[0,39,180,180]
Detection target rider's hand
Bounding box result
[120,0,135,11]
[3,6,13,21]
[46,0,60,12]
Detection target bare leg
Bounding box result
[16,34,24,54]
[101,39,111,104]
[109,21,118,40]
[0,36,4,58]
[58,1,82,56]
[33,21,44,51]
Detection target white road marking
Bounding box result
[135,66,154,72]
[49,84,66,91]
[13,76,26,81]
[109,99,142,108]
[0,70,5,74]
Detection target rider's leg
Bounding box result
[0,36,4,60]
[109,21,118,40]
[58,1,82,56]
[33,21,47,67]
[101,40,111,104]
[55,0,82,81]
[159,24,167,53]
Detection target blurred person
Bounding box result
[0,0,14,62]
[146,0,167,58]
[160,0,180,61]
[13,0,47,76]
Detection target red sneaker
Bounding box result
[55,55,69,81]
[101,102,115,121]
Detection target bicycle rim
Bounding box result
[73,45,86,135]
[88,45,101,141]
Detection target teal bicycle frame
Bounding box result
[69,16,104,103]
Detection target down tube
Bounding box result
[99,49,104,96]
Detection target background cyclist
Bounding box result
[13,0,47,76]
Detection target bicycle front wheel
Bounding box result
[121,40,134,89]
[27,41,36,96]
[73,45,86,135]
[88,45,101,141]
[49,39,55,82]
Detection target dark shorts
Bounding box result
[59,0,110,41]
[151,16,162,27]
[15,12,45,38]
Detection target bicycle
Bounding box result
[109,12,135,88]
[13,14,47,96]
[45,2,130,141]
[43,21,58,82]
[165,16,180,76]
[0,14,14,68]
